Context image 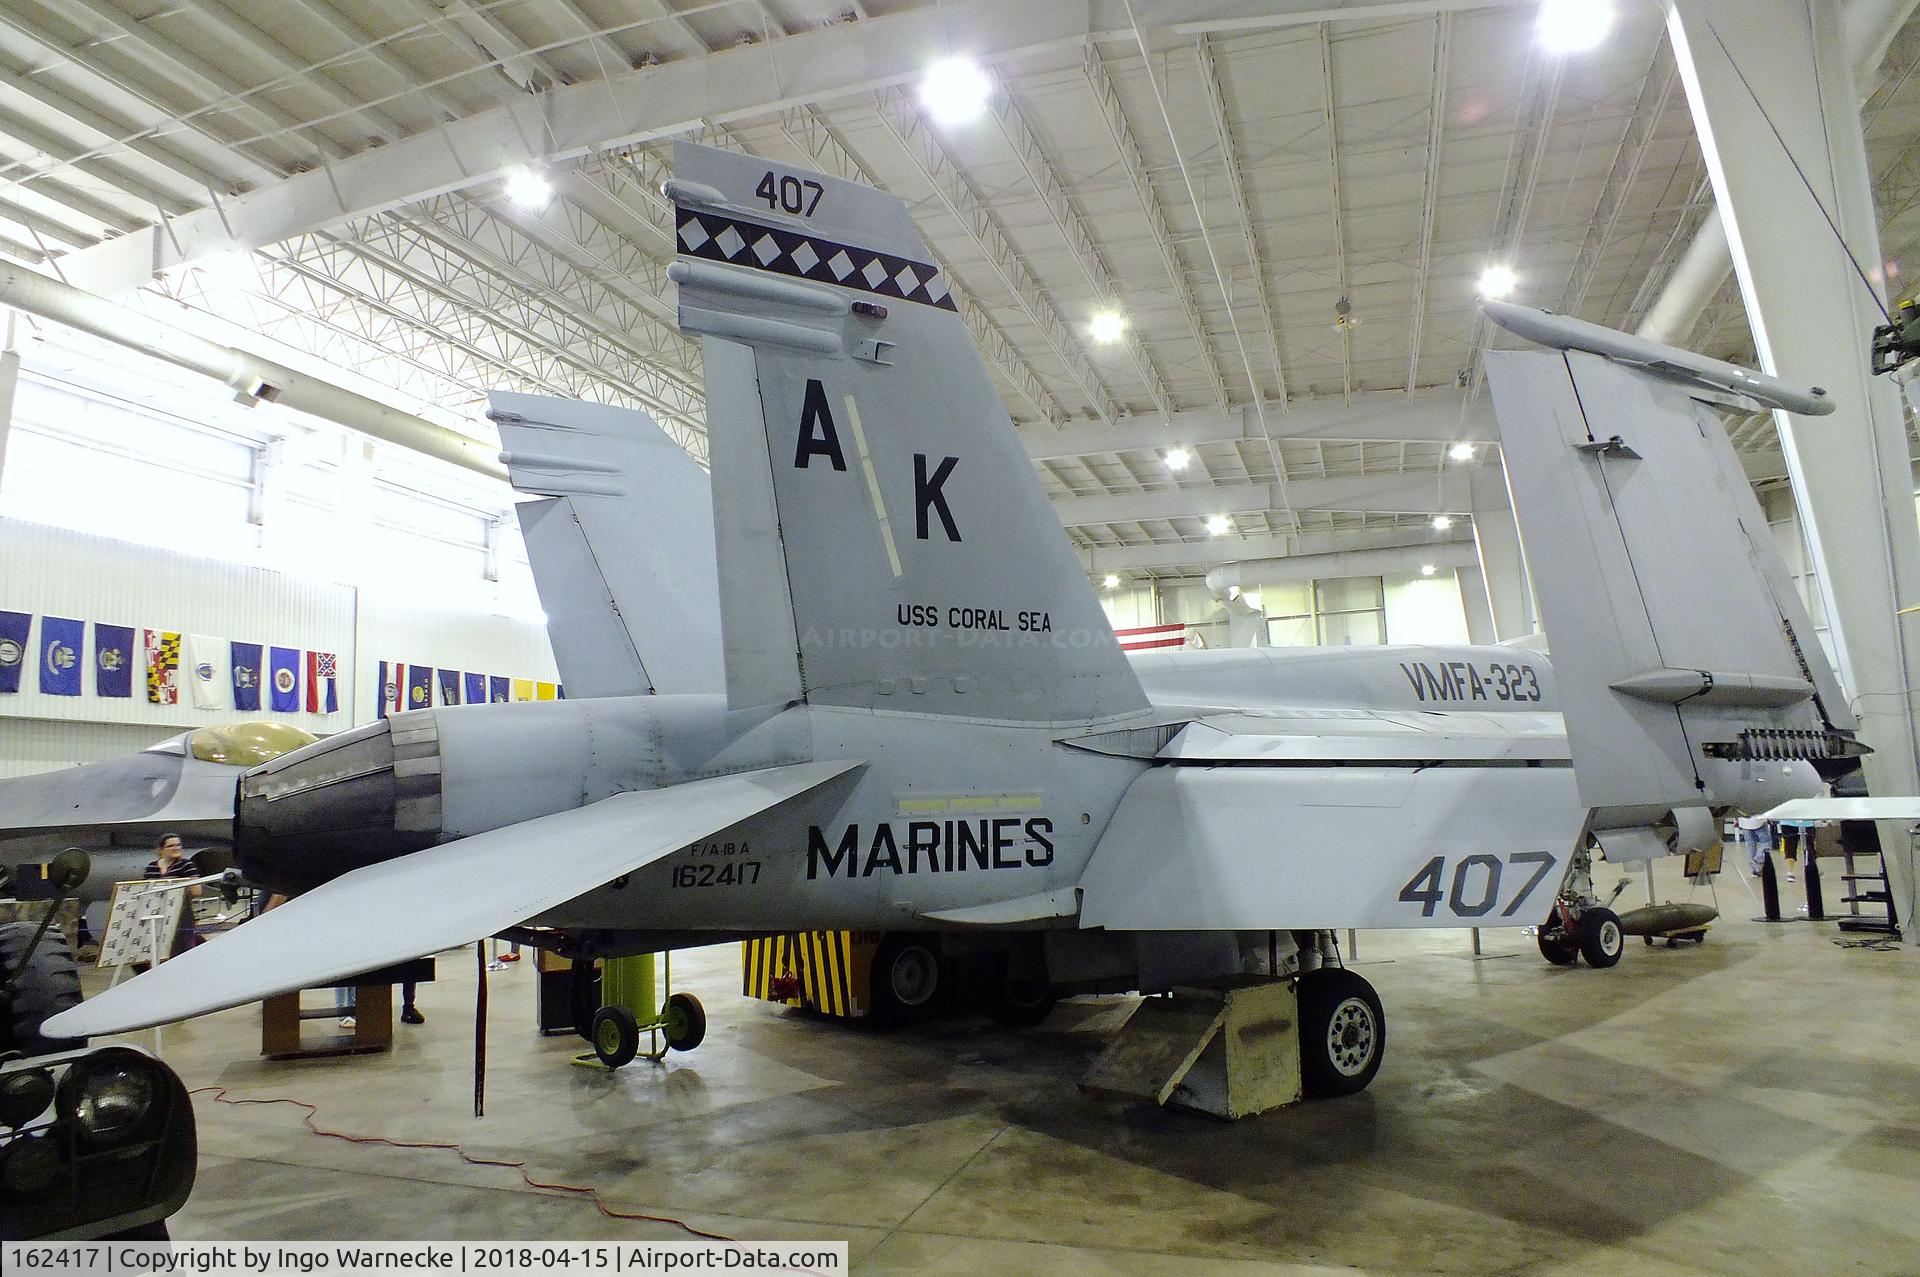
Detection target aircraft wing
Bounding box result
[46,761,860,1037]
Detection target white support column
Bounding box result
[0,310,18,490]
[1456,564,1497,645]
[1669,0,1920,941]
[1469,457,1535,641]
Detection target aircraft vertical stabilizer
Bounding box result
[667,141,1147,725]
[1483,314,1855,846]
[490,393,723,698]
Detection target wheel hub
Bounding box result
[1327,998,1376,1076]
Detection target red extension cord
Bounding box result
[189,1086,736,1241]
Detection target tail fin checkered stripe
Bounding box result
[676,208,956,311]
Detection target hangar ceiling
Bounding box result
[0,0,1917,577]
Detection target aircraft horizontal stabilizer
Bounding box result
[45,762,860,1038]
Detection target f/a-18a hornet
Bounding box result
[49,144,1858,1096]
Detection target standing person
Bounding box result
[142,833,200,962]
[1735,813,1773,877]
[1779,818,1813,883]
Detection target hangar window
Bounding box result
[1313,576,1386,646]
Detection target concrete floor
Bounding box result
[93,857,1920,1276]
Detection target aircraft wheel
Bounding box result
[590,1005,640,1069]
[664,993,706,1052]
[1536,913,1578,966]
[984,957,1056,1028]
[0,921,83,1057]
[872,935,941,1023]
[1298,967,1385,1098]
[1578,907,1625,969]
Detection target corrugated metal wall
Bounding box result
[1,517,557,777]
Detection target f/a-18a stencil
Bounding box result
[49,145,1861,1095]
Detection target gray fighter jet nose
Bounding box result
[235,715,442,894]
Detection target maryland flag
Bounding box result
[144,630,181,705]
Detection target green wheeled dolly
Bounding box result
[572,952,707,1070]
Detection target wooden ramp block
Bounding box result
[1084,977,1303,1120]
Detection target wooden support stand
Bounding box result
[259,958,434,1059]
[1082,976,1303,1120]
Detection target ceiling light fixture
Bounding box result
[1477,263,1518,299]
[1165,447,1192,472]
[1448,442,1477,462]
[1537,0,1615,54]
[1206,514,1231,537]
[505,168,554,208]
[1102,573,1121,590]
[1420,564,1438,577]
[1432,515,1454,531]
[1089,309,1127,345]
[919,56,991,126]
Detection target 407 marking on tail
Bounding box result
[1396,850,1559,920]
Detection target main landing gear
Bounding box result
[1535,843,1624,968]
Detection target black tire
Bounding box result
[1578,907,1625,969]
[1536,911,1578,966]
[589,1005,640,1069]
[568,959,602,1043]
[871,935,941,1023]
[984,956,1056,1028]
[1298,967,1385,1098]
[664,992,706,1052]
[1,920,84,1057]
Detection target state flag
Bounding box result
[144,630,181,705]
[488,676,509,703]
[406,663,433,712]
[377,661,399,719]
[438,668,462,706]
[186,634,228,709]
[511,678,534,702]
[463,672,487,705]
[269,646,300,713]
[39,617,83,696]
[0,611,28,694]
[94,624,135,698]
[306,651,339,714]
[231,642,263,712]
[536,681,558,701]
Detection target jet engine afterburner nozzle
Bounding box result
[234,715,442,894]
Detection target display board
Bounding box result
[97,878,185,969]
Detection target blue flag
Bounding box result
[438,668,462,705]
[406,664,433,712]
[0,611,30,694]
[39,617,83,696]
[463,672,486,705]
[489,675,510,704]
[230,642,263,711]
[269,646,300,712]
[93,624,135,698]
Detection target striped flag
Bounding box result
[1114,623,1188,653]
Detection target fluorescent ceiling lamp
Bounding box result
[1477,264,1518,299]
[1205,514,1231,536]
[1432,515,1454,531]
[1537,0,1615,54]
[1102,573,1121,590]
[505,168,554,208]
[1165,447,1192,472]
[1420,564,1438,577]
[919,56,991,126]
[1448,442,1477,462]
[1089,309,1126,344]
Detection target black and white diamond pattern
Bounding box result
[675,208,959,311]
